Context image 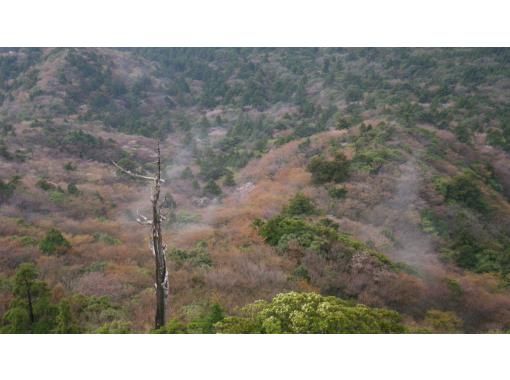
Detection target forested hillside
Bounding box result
[1,48,510,333]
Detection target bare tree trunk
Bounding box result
[113,142,169,330]
[152,143,168,330]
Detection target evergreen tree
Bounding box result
[223,171,236,187]
[2,263,57,333]
[203,180,222,197]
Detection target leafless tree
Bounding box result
[112,142,169,330]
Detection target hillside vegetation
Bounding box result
[1,48,510,333]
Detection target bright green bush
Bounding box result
[215,292,405,333]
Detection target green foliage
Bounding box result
[203,180,222,197]
[180,166,194,179]
[174,211,201,225]
[0,139,13,160]
[39,228,71,255]
[352,147,402,174]
[223,171,236,187]
[161,192,177,210]
[328,186,347,199]
[93,232,121,246]
[255,206,397,269]
[487,128,510,152]
[96,320,132,334]
[256,215,336,255]
[36,178,56,191]
[67,182,80,195]
[61,130,102,156]
[396,102,424,128]
[292,265,310,281]
[49,190,67,205]
[2,263,57,333]
[47,129,125,163]
[154,303,225,334]
[424,310,463,333]
[215,292,405,333]
[446,230,510,273]
[425,202,510,275]
[116,157,138,173]
[0,175,19,204]
[307,152,350,184]
[168,241,212,269]
[55,300,80,333]
[420,209,448,236]
[445,171,487,213]
[445,278,463,302]
[63,161,77,171]
[282,193,318,216]
[346,87,364,103]
[63,294,126,332]
[336,117,351,130]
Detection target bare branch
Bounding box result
[111,160,157,181]
[135,209,152,225]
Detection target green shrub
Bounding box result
[36,178,56,191]
[203,180,222,197]
[39,228,71,255]
[420,209,448,236]
[307,152,350,184]
[283,193,318,216]
[63,162,77,171]
[215,292,405,333]
[292,265,310,281]
[93,233,121,246]
[154,303,224,334]
[174,212,201,225]
[445,171,487,213]
[352,147,402,174]
[96,320,132,334]
[168,241,212,268]
[67,182,80,195]
[424,310,463,333]
[180,166,194,179]
[328,186,347,199]
[0,176,19,204]
[255,211,397,268]
[223,171,236,187]
[49,190,66,205]
[336,117,351,130]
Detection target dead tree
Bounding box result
[112,142,169,330]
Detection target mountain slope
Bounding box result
[1,48,510,332]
